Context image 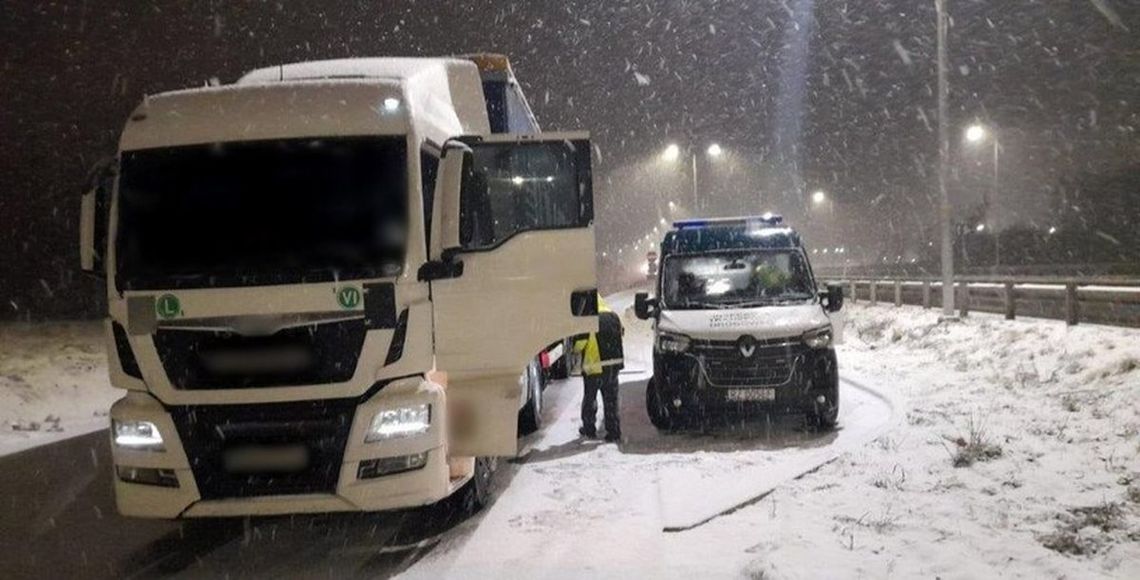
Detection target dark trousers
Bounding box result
[582,367,620,436]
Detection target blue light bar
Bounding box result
[673,214,784,229]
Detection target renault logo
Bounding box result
[737,335,757,358]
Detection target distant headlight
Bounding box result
[113,420,165,451]
[802,326,833,349]
[366,404,431,442]
[656,332,691,353]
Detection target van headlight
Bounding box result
[366,404,431,442]
[802,326,833,349]
[113,420,165,451]
[656,332,691,353]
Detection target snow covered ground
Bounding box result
[0,322,117,455]
[1,298,1138,578]
[407,297,1140,579]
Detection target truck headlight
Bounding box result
[656,332,691,353]
[113,420,165,451]
[802,326,833,349]
[366,404,431,442]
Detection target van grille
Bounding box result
[691,337,805,387]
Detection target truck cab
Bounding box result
[634,215,844,430]
[79,56,598,518]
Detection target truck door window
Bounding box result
[458,139,591,250]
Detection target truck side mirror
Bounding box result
[824,284,844,312]
[634,292,657,320]
[80,158,115,278]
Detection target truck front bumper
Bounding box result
[109,377,459,518]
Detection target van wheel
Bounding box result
[806,384,840,430]
[518,362,543,435]
[646,378,678,431]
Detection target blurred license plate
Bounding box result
[224,445,309,474]
[726,388,775,402]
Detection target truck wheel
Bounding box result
[518,362,543,435]
[463,457,498,515]
[807,384,840,430]
[646,377,678,431]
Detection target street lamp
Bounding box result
[975,223,986,232]
[965,124,986,143]
[660,142,725,212]
[965,122,1001,266]
[811,190,826,205]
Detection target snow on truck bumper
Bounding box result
[109,377,455,518]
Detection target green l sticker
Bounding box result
[156,294,181,319]
[337,287,362,309]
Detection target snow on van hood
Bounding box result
[657,303,830,341]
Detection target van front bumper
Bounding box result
[109,377,457,519]
[652,347,838,414]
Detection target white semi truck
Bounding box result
[78,55,598,518]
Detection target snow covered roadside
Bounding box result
[408,299,1140,579]
[736,303,1140,579]
[0,322,117,456]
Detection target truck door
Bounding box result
[423,132,597,456]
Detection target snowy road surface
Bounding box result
[0,294,896,579]
[3,298,1137,578]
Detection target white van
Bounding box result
[634,215,844,430]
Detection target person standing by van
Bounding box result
[574,298,625,442]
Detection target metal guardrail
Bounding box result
[824,277,1140,328]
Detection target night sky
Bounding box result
[1,1,1137,320]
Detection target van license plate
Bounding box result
[726,388,775,402]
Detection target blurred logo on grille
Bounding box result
[737,335,756,358]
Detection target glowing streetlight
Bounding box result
[661,143,680,162]
[975,223,986,232]
[706,143,723,157]
[965,124,987,143]
[812,190,826,205]
[1048,226,1057,235]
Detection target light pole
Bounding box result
[661,142,723,213]
[965,123,1001,266]
[935,0,954,316]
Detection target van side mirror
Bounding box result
[823,284,844,313]
[634,292,657,320]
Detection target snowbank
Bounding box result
[0,322,117,455]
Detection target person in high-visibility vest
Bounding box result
[573,297,625,441]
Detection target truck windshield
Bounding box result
[661,250,815,310]
[116,136,408,290]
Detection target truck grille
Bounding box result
[691,337,805,387]
[154,319,366,390]
[170,400,355,499]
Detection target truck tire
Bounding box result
[462,456,498,515]
[518,362,543,435]
[645,377,678,431]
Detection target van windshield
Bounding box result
[661,250,815,310]
[115,136,408,290]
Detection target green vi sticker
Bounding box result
[337,287,362,309]
[155,294,181,319]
